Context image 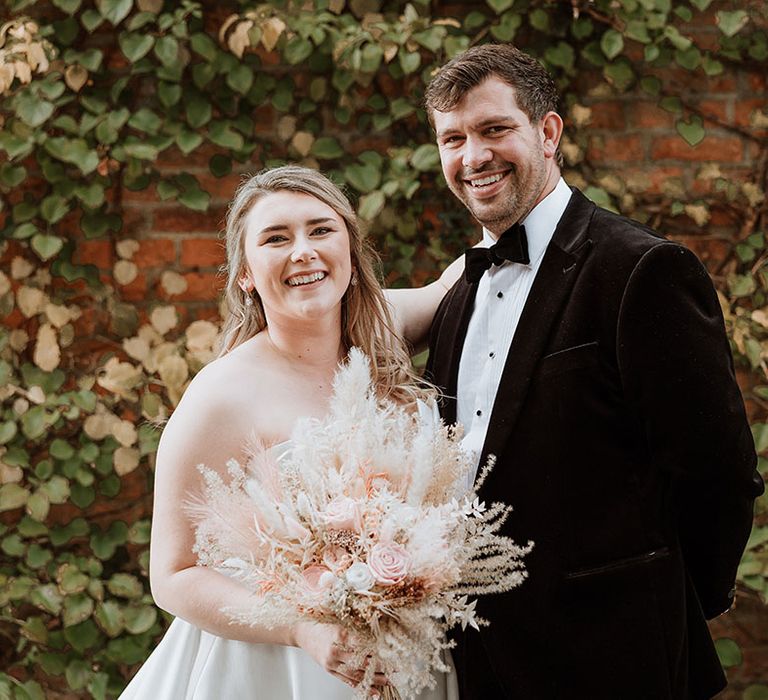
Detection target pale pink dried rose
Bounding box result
[368,542,410,586]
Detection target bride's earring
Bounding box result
[245,293,253,307]
[350,270,358,287]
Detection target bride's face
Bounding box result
[241,190,353,324]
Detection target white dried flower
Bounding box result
[345,562,375,591]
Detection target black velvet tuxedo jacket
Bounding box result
[426,189,764,699]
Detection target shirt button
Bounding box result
[476,410,482,416]
[489,351,495,358]
[497,291,504,299]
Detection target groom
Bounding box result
[424,44,764,699]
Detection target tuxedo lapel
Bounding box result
[430,278,478,425]
[479,189,596,468]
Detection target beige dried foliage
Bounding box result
[570,104,592,128]
[186,320,219,352]
[84,411,117,441]
[111,419,138,448]
[228,19,254,58]
[11,256,33,279]
[684,204,710,226]
[261,16,286,52]
[145,341,177,373]
[13,398,29,415]
[0,270,10,296]
[158,354,189,389]
[9,329,29,352]
[116,239,140,260]
[383,42,398,63]
[698,163,722,180]
[161,271,188,296]
[151,305,179,335]
[97,357,143,401]
[137,0,163,12]
[291,131,315,157]
[27,386,45,404]
[328,0,345,12]
[0,461,23,485]
[752,309,768,328]
[559,137,582,166]
[59,324,75,349]
[123,336,151,363]
[750,109,768,129]
[45,302,80,329]
[0,20,54,94]
[742,182,765,208]
[64,64,87,91]
[138,323,164,346]
[114,447,141,476]
[597,174,624,195]
[277,115,297,141]
[33,268,51,286]
[33,323,61,372]
[16,285,47,317]
[114,260,139,286]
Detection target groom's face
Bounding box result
[433,76,550,237]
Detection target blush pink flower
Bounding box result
[301,565,334,601]
[367,542,410,585]
[322,545,353,573]
[323,497,361,531]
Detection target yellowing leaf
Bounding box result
[114,446,140,476]
[16,285,47,317]
[570,104,592,128]
[65,64,88,92]
[186,320,219,352]
[27,386,45,404]
[161,271,188,296]
[123,336,151,363]
[84,412,117,440]
[291,131,315,157]
[11,256,34,279]
[684,203,710,226]
[1,461,23,484]
[116,239,140,260]
[260,16,286,52]
[158,354,189,389]
[228,19,253,59]
[150,305,178,335]
[752,309,768,328]
[34,323,61,372]
[111,419,138,447]
[0,270,10,295]
[277,115,297,141]
[97,357,143,400]
[742,182,765,208]
[13,398,29,415]
[10,329,29,352]
[114,259,138,285]
[45,302,80,328]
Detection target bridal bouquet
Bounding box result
[191,349,532,699]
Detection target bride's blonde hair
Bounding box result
[219,164,432,404]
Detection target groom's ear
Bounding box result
[540,111,564,160]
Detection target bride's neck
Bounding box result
[265,317,345,370]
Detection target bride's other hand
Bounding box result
[292,622,388,689]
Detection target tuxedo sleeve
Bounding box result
[616,242,764,619]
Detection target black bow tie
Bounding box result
[464,223,529,283]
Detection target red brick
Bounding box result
[587,134,645,163]
[134,239,176,268]
[197,172,243,201]
[680,236,730,266]
[748,72,767,92]
[74,240,113,269]
[122,207,151,236]
[586,101,625,129]
[2,307,24,327]
[650,135,743,162]
[181,238,225,268]
[735,99,767,128]
[158,143,222,169]
[118,271,148,302]
[640,166,685,194]
[697,99,729,125]
[629,102,673,129]
[175,271,223,301]
[152,205,226,234]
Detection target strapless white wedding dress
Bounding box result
[120,423,459,700]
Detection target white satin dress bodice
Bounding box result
[119,430,458,699]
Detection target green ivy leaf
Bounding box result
[358,190,385,221]
[123,604,157,634]
[41,194,69,224]
[486,0,513,12]
[545,42,575,70]
[491,12,521,41]
[690,0,713,9]
[178,186,211,212]
[716,10,748,37]
[107,572,144,599]
[94,600,125,636]
[31,234,65,261]
[398,51,421,75]
[529,8,549,31]
[285,37,313,65]
[26,491,50,522]
[675,115,705,146]
[0,420,18,445]
[15,94,55,128]
[411,144,440,172]
[186,96,212,128]
[128,107,162,134]
[63,618,100,652]
[65,659,91,691]
[118,32,154,62]
[0,163,27,187]
[154,35,179,66]
[96,0,133,26]
[63,592,95,626]
[344,163,381,193]
[714,637,743,668]
[30,584,63,614]
[600,29,624,60]
[190,32,217,61]
[53,0,83,13]
[311,136,344,160]
[603,58,635,91]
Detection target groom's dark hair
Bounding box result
[424,43,560,127]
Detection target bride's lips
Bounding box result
[462,170,512,199]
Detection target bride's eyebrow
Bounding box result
[259,217,335,234]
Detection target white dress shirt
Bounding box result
[457,178,573,483]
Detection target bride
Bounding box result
[119,165,463,699]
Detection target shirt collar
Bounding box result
[481,177,572,265]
